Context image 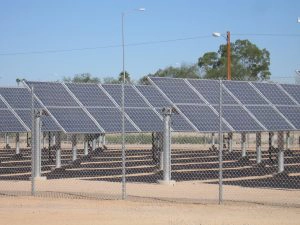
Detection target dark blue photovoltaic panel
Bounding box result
[125,108,163,132]
[150,77,204,104]
[176,105,230,132]
[252,82,296,105]
[187,79,237,105]
[65,83,115,107]
[0,98,7,108]
[0,110,27,132]
[154,108,194,131]
[223,81,268,105]
[246,106,293,131]
[0,88,41,109]
[14,109,61,132]
[26,82,79,107]
[280,84,300,104]
[87,108,137,133]
[102,84,149,107]
[213,105,264,132]
[276,106,300,129]
[136,85,172,108]
[48,108,100,133]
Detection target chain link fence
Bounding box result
[0,79,299,206]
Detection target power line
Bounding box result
[0,33,299,56]
[0,35,211,56]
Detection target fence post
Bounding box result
[256,132,262,164]
[218,79,223,204]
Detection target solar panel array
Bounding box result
[149,77,300,132]
[1,78,300,134]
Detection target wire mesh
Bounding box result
[0,79,299,206]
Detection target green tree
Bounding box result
[102,77,119,84]
[63,73,100,83]
[118,71,131,83]
[198,39,271,80]
[139,63,200,84]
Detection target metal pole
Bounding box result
[227,31,231,80]
[241,133,247,157]
[16,133,20,155]
[286,131,290,150]
[84,135,88,156]
[51,133,56,146]
[4,133,8,147]
[92,136,97,151]
[33,110,42,178]
[162,108,172,183]
[55,132,61,169]
[218,79,223,204]
[212,133,215,145]
[121,12,126,199]
[228,132,233,153]
[72,134,77,161]
[278,131,284,173]
[31,86,35,195]
[256,132,262,164]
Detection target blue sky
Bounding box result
[0,0,299,85]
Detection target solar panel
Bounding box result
[65,83,115,107]
[26,82,79,107]
[135,85,172,108]
[276,106,300,129]
[246,105,293,131]
[48,108,100,133]
[176,105,229,132]
[14,109,61,132]
[280,84,300,104]
[213,105,264,132]
[102,84,149,107]
[0,87,41,109]
[87,107,137,133]
[187,79,237,105]
[0,97,8,108]
[252,82,296,105]
[154,108,194,131]
[150,77,204,104]
[125,108,163,132]
[223,81,268,105]
[0,110,27,132]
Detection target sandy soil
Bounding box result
[0,195,299,225]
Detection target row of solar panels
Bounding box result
[0,77,300,133]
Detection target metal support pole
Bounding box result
[256,132,262,164]
[16,133,20,155]
[92,136,97,151]
[84,135,89,156]
[241,133,247,157]
[42,132,46,149]
[270,132,275,146]
[33,110,42,178]
[72,134,77,162]
[212,133,215,145]
[286,131,290,150]
[5,133,8,147]
[161,108,173,184]
[278,131,285,173]
[51,133,56,146]
[228,132,233,153]
[218,80,223,204]
[55,132,61,169]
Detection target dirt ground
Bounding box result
[0,196,299,225]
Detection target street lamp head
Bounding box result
[212,32,221,37]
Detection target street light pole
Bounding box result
[226,31,231,80]
[121,8,145,200]
[212,31,231,80]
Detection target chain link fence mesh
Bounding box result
[0,79,299,206]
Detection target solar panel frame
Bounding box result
[276,106,300,129]
[0,109,28,133]
[280,83,300,105]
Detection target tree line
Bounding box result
[20,39,270,85]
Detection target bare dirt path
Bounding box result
[0,196,299,225]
